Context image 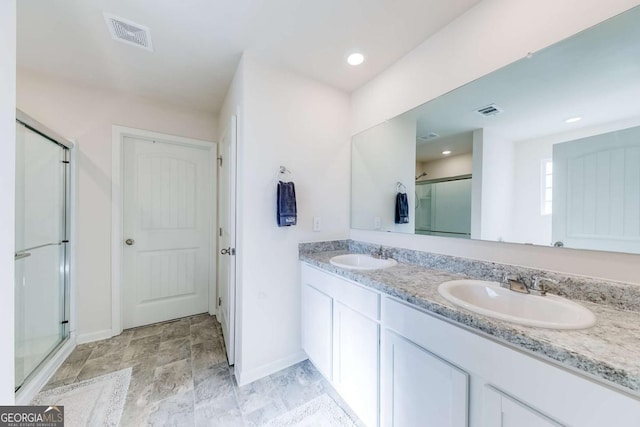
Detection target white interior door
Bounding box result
[553,126,640,253]
[217,116,237,364]
[123,136,215,329]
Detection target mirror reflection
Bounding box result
[351,7,640,254]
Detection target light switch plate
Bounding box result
[313,216,321,232]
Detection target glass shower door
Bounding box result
[14,122,70,391]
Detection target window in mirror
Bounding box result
[541,159,553,216]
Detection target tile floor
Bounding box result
[45,314,361,426]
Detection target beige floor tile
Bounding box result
[42,314,360,426]
[75,352,124,381]
[151,358,193,402]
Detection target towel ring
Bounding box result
[278,166,292,183]
[396,182,407,193]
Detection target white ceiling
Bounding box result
[406,6,640,144]
[17,0,481,114]
[416,131,473,162]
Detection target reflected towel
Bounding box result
[277,181,297,227]
[395,192,409,224]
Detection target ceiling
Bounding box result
[406,5,640,144]
[416,131,473,162]
[17,0,481,114]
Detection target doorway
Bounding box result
[113,127,216,331]
[217,116,237,364]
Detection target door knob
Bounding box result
[220,247,230,255]
[125,238,135,246]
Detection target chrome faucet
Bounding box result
[530,275,559,296]
[501,273,529,294]
[372,246,390,259]
[501,273,558,296]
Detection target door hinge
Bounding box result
[231,248,236,256]
[217,155,223,167]
[218,297,222,306]
[219,227,223,237]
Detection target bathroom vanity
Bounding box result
[299,242,640,427]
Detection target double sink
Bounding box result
[330,253,595,330]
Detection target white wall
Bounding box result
[511,133,554,246]
[233,53,350,384]
[417,153,473,181]
[0,0,16,404]
[352,115,416,232]
[350,0,640,285]
[17,70,218,339]
[470,129,483,239]
[480,129,514,242]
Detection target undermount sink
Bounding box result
[330,254,397,270]
[438,279,596,330]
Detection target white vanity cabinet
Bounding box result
[300,263,380,427]
[300,262,640,427]
[382,296,640,427]
[483,386,561,427]
[333,301,379,427]
[301,281,333,379]
[380,329,468,427]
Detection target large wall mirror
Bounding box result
[352,6,640,255]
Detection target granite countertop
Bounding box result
[300,250,640,397]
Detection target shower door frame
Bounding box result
[14,110,77,404]
[415,174,473,237]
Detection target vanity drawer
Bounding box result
[382,296,440,351]
[301,263,380,320]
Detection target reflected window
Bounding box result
[541,159,553,215]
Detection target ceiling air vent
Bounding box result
[475,103,503,117]
[417,132,440,142]
[104,13,154,52]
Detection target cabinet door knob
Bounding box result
[125,238,135,246]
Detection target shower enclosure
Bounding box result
[415,176,472,238]
[14,111,71,392]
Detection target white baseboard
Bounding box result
[15,337,76,405]
[76,329,115,344]
[235,351,308,386]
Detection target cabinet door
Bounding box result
[381,329,468,427]
[333,301,379,427]
[483,386,563,427]
[301,283,333,379]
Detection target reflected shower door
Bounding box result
[415,178,472,238]
[14,122,70,390]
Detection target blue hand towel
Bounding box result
[395,192,409,224]
[277,181,297,227]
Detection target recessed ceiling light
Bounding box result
[442,150,452,155]
[565,116,582,123]
[347,53,365,66]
